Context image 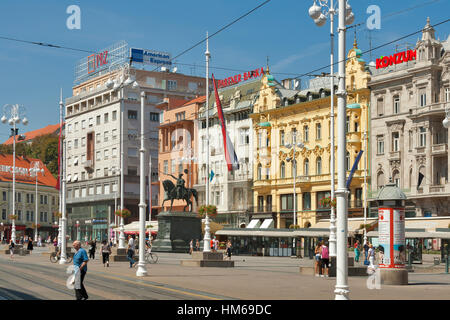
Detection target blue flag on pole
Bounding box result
[346,150,364,189]
[209,170,215,182]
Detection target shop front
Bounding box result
[67,203,112,242]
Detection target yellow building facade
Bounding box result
[251,43,371,229]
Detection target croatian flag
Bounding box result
[212,74,239,171]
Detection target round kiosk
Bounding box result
[376,179,409,285]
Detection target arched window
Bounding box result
[393,170,400,188]
[257,164,262,180]
[377,171,385,190]
[291,159,297,178]
[280,161,286,178]
[304,158,309,176]
[316,157,322,175]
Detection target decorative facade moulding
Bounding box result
[415,155,426,166]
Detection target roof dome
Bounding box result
[376,181,407,201]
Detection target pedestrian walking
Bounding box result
[210,238,214,252]
[320,241,330,278]
[367,243,376,272]
[354,240,360,262]
[37,236,42,247]
[314,243,322,277]
[27,237,33,252]
[189,239,193,255]
[88,240,96,260]
[363,241,369,262]
[100,240,111,267]
[226,240,232,260]
[127,235,136,268]
[9,239,15,259]
[195,239,200,251]
[72,240,89,300]
[213,236,218,251]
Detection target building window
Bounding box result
[175,112,185,121]
[280,130,285,146]
[96,115,101,125]
[304,158,309,176]
[280,161,286,178]
[104,149,109,159]
[128,148,137,157]
[303,192,311,210]
[167,80,177,91]
[280,194,294,211]
[303,126,309,142]
[104,113,109,123]
[257,164,262,180]
[163,161,168,174]
[74,139,78,149]
[81,120,86,129]
[377,171,385,190]
[96,133,101,143]
[104,131,109,142]
[112,110,117,121]
[112,129,117,140]
[239,128,249,145]
[96,151,101,161]
[2,191,6,201]
[89,117,93,127]
[112,147,117,158]
[355,188,363,207]
[377,98,384,116]
[393,96,400,114]
[2,209,6,220]
[354,122,359,132]
[128,166,137,176]
[128,110,138,120]
[393,170,400,188]
[419,127,426,147]
[316,123,321,140]
[420,93,427,107]
[316,157,322,175]
[291,160,297,178]
[377,137,384,154]
[392,132,400,152]
[446,88,450,102]
[346,152,350,171]
[346,116,350,133]
[150,112,159,122]
[81,137,86,147]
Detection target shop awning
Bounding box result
[113,220,158,234]
[404,217,450,231]
[246,219,261,229]
[313,218,378,233]
[215,228,330,238]
[260,219,274,229]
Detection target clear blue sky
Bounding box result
[0,0,448,135]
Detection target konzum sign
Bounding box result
[87,51,108,74]
[376,50,416,69]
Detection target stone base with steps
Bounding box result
[299,256,368,277]
[110,248,137,262]
[181,251,234,268]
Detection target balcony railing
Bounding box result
[430,185,445,193]
[432,143,448,155]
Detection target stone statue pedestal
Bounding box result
[152,211,202,253]
[181,251,234,267]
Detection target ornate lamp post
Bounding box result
[30,161,44,242]
[1,104,29,244]
[308,0,354,300]
[106,66,137,249]
[285,132,304,228]
[203,31,211,252]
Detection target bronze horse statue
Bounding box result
[161,179,198,212]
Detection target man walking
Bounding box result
[72,240,89,300]
[127,235,136,268]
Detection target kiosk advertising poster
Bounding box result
[378,208,406,268]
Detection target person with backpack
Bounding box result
[314,243,322,277]
[320,241,330,278]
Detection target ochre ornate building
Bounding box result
[251,43,371,229]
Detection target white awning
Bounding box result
[260,219,274,229]
[246,219,261,229]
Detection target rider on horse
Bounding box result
[168,173,185,199]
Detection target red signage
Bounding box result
[376,50,416,69]
[217,67,264,89]
[87,51,109,74]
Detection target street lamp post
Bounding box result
[308,0,354,300]
[136,89,148,277]
[60,138,68,264]
[1,104,29,244]
[285,132,304,227]
[30,161,44,242]
[203,31,211,253]
[106,67,136,249]
[76,220,80,241]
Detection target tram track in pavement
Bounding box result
[0,256,234,300]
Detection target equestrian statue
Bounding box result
[161,170,198,212]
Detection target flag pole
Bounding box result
[203,31,211,252]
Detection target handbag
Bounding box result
[364,260,370,266]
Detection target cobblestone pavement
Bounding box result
[0,248,449,300]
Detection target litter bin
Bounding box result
[434,257,440,266]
